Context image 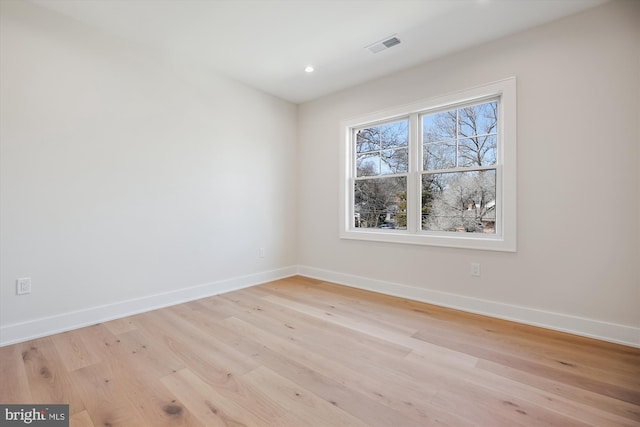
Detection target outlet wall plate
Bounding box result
[470,263,481,277]
[16,277,32,295]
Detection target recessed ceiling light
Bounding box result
[304,66,314,73]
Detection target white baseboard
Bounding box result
[0,266,298,347]
[297,265,640,348]
[3,264,638,348]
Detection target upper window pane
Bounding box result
[423,112,456,143]
[356,119,408,177]
[422,101,498,170]
[458,135,497,167]
[378,120,408,149]
[424,140,456,170]
[381,148,408,174]
[356,128,379,153]
[458,102,497,138]
[357,153,380,176]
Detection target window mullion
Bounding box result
[455,108,460,168]
[406,113,419,233]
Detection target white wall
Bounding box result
[297,0,640,346]
[0,1,298,344]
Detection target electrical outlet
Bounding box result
[16,277,32,295]
[259,247,265,258]
[470,263,481,277]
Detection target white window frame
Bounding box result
[339,77,516,252]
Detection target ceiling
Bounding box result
[30,0,608,104]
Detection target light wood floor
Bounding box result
[1,276,639,427]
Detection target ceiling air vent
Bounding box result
[366,35,401,54]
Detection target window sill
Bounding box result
[339,229,516,252]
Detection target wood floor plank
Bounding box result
[254,280,421,337]
[133,306,259,378]
[218,290,412,359]
[412,317,640,390]
[267,279,640,380]
[0,343,32,403]
[102,317,138,336]
[407,351,628,427]
[69,410,96,427]
[51,329,102,372]
[476,358,640,423]
[241,366,372,427]
[184,297,243,321]
[261,292,480,370]
[1,276,638,427]
[219,315,469,427]
[71,362,149,427]
[115,328,186,378]
[161,368,297,427]
[123,375,205,427]
[412,327,640,405]
[19,337,87,415]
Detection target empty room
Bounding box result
[1,0,639,426]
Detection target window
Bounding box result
[355,119,409,230]
[340,78,516,251]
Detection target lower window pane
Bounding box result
[422,170,496,233]
[354,176,407,229]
